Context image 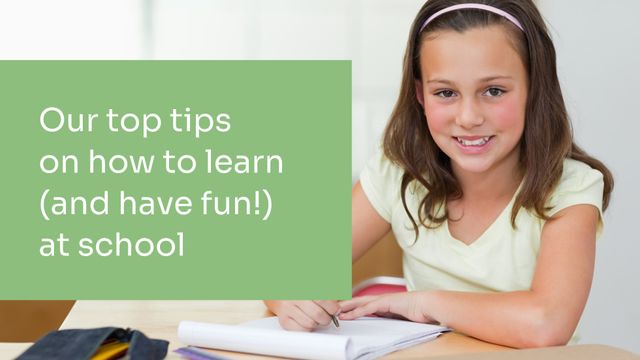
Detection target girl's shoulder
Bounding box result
[556,158,605,193]
[546,158,605,217]
[359,147,409,197]
[362,146,405,182]
[359,147,408,222]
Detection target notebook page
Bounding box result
[243,316,449,360]
[355,333,441,360]
[178,320,349,360]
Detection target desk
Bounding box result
[0,300,510,359]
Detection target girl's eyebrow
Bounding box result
[426,78,455,85]
[479,75,514,82]
[426,75,514,85]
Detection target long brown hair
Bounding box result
[383,0,613,239]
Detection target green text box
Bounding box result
[0,61,351,299]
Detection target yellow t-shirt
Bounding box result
[359,149,604,343]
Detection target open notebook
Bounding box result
[178,316,450,360]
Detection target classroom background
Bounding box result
[1,0,638,353]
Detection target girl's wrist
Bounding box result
[418,290,443,325]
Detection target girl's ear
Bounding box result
[415,79,425,108]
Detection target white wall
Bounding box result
[1,0,638,352]
[537,0,640,352]
[144,0,422,180]
[0,0,143,59]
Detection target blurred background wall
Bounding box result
[1,0,638,351]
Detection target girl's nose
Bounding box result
[455,98,484,129]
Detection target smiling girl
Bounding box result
[266,0,613,348]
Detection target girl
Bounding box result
[266,0,613,348]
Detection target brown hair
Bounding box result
[383,0,613,239]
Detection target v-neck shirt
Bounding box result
[360,148,604,294]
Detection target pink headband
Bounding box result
[419,3,524,33]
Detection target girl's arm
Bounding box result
[340,204,599,348]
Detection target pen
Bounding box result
[331,313,340,328]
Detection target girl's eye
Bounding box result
[484,87,505,97]
[435,90,456,98]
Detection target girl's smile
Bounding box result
[453,135,495,154]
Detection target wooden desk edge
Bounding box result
[3,301,638,360]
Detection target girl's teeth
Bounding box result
[456,136,491,146]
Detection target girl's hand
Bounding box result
[339,292,437,324]
[263,300,341,332]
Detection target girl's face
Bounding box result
[416,25,528,177]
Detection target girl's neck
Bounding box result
[451,152,523,203]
